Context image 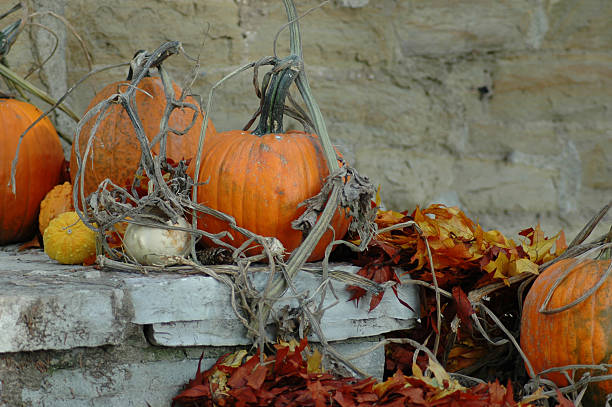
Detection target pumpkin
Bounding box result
[39,181,74,236]
[191,63,350,262]
[0,98,64,245]
[70,76,215,198]
[43,211,96,264]
[520,257,612,406]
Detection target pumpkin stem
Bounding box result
[126,50,150,81]
[252,56,301,136]
[284,1,338,173]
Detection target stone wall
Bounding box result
[4,0,611,239]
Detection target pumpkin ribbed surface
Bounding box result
[0,99,64,244]
[43,211,96,264]
[39,182,74,236]
[520,258,612,406]
[70,76,215,198]
[192,130,350,261]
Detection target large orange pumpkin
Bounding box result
[0,98,64,244]
[520,257,612,406]
[70,76,215,198]
[191,63,350,262]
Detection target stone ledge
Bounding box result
[0,247,419,353]
[0,246,420,405]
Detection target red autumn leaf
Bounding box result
[391,285,415,313]
[452,286,474,332]
[368,292,384,312]
[172,384,211,401]
[274,345,290,374]
[333,390,357,407]
[227,351,259,388]
[307,380,329,407]
[348,264,402,311]
[246,364,267,390]
[228,386,258,406]
[488,380,507,406]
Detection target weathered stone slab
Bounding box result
[0,248,419,353]
[0,248,130,353]
[20,357,217,407]
[146,266,418,346]
[322,338,386,381]
[125,274,236,324]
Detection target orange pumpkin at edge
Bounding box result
[0,98,64,245]
[520,257,612,406]
[70,76,215,199]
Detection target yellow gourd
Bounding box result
[43,211,96,264]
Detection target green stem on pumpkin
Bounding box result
[253,55,301,136]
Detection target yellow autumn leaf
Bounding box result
[306,349,323,374]
[484,251,510,281]
[277,339,301,352]
[510,258,539,276]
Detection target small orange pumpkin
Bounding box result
[70,76,215,198]
[191,64,350,261]
[39,181,74,236]
[520,257,612,406]
[0,98,64,244]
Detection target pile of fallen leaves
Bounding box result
[340,203,568,383]
[173,339,572,407]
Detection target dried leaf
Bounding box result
[452,286,475,332]
[307,348,323,374]
[18,235,41,251]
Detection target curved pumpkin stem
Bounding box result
[283,0,339,173]
[252,55,301,136]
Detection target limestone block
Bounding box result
[0,248,418,353]
[145,266,419,346]
[393,1,536,56]
[125,274,236,324]
[543,0,612,51]
[455,158,557,213]
[491,53,612,123]
[0,250,129,353]
[20,358,216,407]
[318,338,385,381]
[353,148,457,212]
